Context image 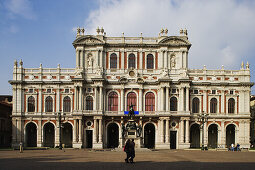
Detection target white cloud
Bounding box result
[5,0,36,20]
[84,0,255,69]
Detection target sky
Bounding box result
[0,0,255,95]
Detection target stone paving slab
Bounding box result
[0,149,255,170]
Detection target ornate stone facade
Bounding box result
[9,28,253,149]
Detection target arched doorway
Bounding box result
[144,123,155,148]
[226,124,235,148]
[208,124,218,148]
[107,123,119,148]
[26,122,37,147]
[190,124,200,148]
[62,123,73,148]
[44,122,55,147]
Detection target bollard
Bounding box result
[19,142,23,153]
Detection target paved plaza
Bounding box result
[0,149,255,170]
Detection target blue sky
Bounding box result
[0,0,255,95]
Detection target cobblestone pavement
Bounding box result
[0,149,255,170]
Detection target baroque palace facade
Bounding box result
[9,28,253,149]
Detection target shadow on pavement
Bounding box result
[0,157,255,170]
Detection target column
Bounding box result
[185,119,190,143]
[121,88,124,111]
[37,119,42,146]
[93,118,97,143]
[160,87,164,111]
[179,87,184,111]
[99,87,103,111]
[100,50,103,67]
[94,87,98,111]
[81,49,84,68]
[186,87,189,112]
[160,51,164,69]
[166,87,169,111]
[38,88,42,113]
[12,119,17,144]
[139,51,143,69]
[56,119,60,146]
[160,119,164,143]
[180,119,184,143]
[221,120,225,147]
[98,119,102,143]
[79,87,82,111]
[204,122,207,146]
[78,119,82,143]
[76,50,79,68]
[139,89,143,111]
[166,119,170,143]
[164,51,167,68]
[73,119,77,143]
[56,88,60,112]
[74,86,78,110]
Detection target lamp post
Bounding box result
[55,111,66,150]
[197,112,209,150]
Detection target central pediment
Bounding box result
[73,35,105,45]
[158,36,191,48]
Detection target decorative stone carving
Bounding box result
[81,38,102,44]
[171,55,176,69]
[87,53,94,68]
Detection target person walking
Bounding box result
[124,139,131,163]
[129,139,135,163]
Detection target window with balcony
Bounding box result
[110,53,117,69]
[145,92,155,111]
[86,96,93,110]
[210,98,217,113]
[63,96,71,112]
[108,91,118,111]
[28,96,35,112]
[45,96,53,112]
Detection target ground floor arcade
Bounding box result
[12,116,250,149]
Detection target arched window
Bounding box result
[108,91,118,111]
[145,92,155,111]
[45,96,53,112]
[228,98,235,114]
[63,96,71,112]
[110,53,117,69]
[128,53,136,68]
[147,54,154,69]
[192,97,200,113]
[127,92,137,111]
[86,96,93,110]
[28,96,35,112]
[210,98,217,113]
[170,97,178,111]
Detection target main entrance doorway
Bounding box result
[26,122,37,147]
[44,122,55,147]
[208,124,218,148]
[107,123,119,148]
[170,131,177,149]
[85,130,92,148]
[144,123,155,148]
[190,124,200,148]
[226,124,235,148]
[61,123,73,148]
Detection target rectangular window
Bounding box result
[194,90,198,94]
[172,89,176,94]
[212,90,216,94]
[230,90,234,95]
[47,89,51,93]
[28,89,33,93]
[65,89,69,93]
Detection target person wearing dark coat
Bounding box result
[124,139,131,163]
[129,139,135,163]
